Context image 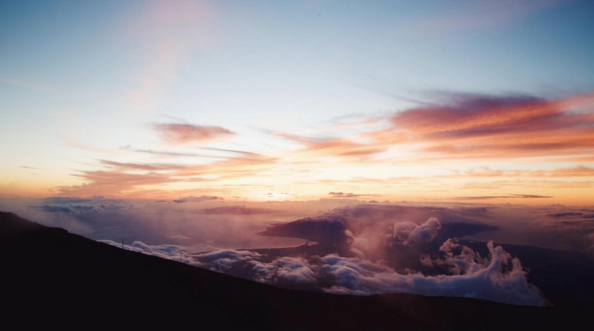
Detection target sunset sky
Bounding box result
[1,0,593,205]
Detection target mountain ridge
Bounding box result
[0,211,588,330]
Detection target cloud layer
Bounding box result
[95,202,550,307]
[320,240,544,307]
[101,237,545,306]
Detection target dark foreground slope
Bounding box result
[0,211,588,330]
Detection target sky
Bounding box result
[1,0,594,205]
[2,1,594,308]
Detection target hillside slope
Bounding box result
[0,211,588,330]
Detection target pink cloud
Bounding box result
[153,123,235,146]
[366,92,594,160]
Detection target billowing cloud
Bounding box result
[193,250,317,286]
[320,240,544,306]
[153,123,234,145]
[393,217,442,245]
[123,237,546,306]
[259,204,498,250]
[99,239,191,262]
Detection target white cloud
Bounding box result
[393,218,441,245]
[320,240,545,306]
[111,237,545,306]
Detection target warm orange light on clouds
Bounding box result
[1,0,592,207]
[2,91,590,206]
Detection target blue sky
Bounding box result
[0,0,593,204]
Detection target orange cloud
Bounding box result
[178,151,278,179]
[274,132,390,159]
[53,149,279,198]
[366,92,594,161]
[44,91,594,202]
[273,93,593,164]
[453,194,553,200]
[451,166,594,178]
[100,160,187,171]
[56,170,179,197]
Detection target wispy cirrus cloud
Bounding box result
[328,192,380,198]
[408,0,567,35]
[461,180,594,190]
[273,92,594,163]
[177,151,278,178]
[99,159,187,171]
[52,89,594,201]
[320,166,594,184]
[133,148,226,159]
[55,148,279,198]
[153,123,235,146]
[448,166,594,178]
[19,166,39,170]
[454,194,553,200]
[274,132,389,159]
[365,92,594,161]
[62,137,118,155]
[126,0,220,111]
[56,170,179,197]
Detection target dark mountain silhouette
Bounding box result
[1,211,589,329]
